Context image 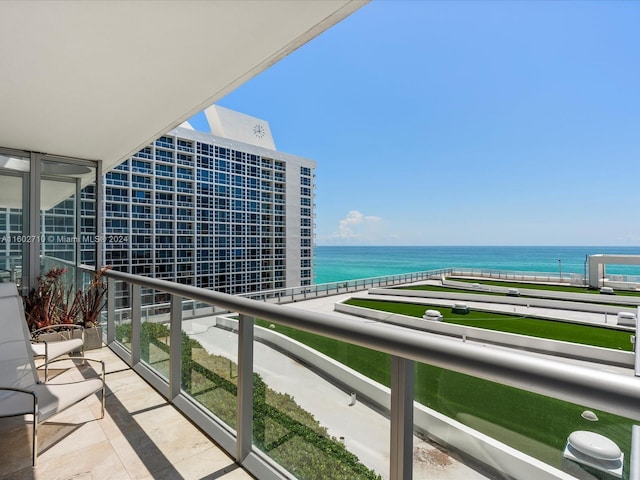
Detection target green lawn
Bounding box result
[256,318,633,471]
[396,280,640,308]
[450,278,640,297]
[345,298,633,351]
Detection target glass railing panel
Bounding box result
[180,313,238,430]
[130,288,171,379]
[40,255,77,290]
[251,319,387,480]
[181,299,219,320]
[412,360,635,480]
[113,281,132,351]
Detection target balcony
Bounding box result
[0,346,252,479]
[26,268,633,480]
[0,1,372,473]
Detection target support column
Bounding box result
[390,356,414,480]
[28,153,41,291]
[95,160,104,268]
[169,294,183,400]
[635,306,640,377]
[630,425,640,480]
[236,314,254,462]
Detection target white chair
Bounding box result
[31,324,85,382]
[0,283,105,466]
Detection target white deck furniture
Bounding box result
[31,325,84,382]
[0,283,105,466]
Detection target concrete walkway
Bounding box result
[183,317,492,480]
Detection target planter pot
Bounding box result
[35,329,84,354]
[32,325,103,351]
[83,325,104,350]
[58,325,104,350]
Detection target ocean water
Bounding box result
[313,246,640,285]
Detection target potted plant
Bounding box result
[25,267,84,346]
[24,266,109,350]
[75,266,109,350]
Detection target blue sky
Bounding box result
[203,1,640,246]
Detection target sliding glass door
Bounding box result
[0,149,100,292]
[0,152,28,288]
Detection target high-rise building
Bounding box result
[103,105,315,296]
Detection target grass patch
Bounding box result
[256,319,391,385]
[255,318,633,471]
[451,278,640,297]
[116,322,381,480]
[345,298,633,351]
[395,280,638,308]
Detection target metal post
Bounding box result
[169,294,183,400]
[75,177,82,290]
[636,306,640,377]
[95,159,104,268]
[236,313,254,462]
[558,259,562,280]
[28,153,41,291]
[390,356,414,480]
[631,425,640,480]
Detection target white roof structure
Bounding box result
[587,254,640,288]
[200,105,277,151]
[0,0,365,171]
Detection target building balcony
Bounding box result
[0,346,252,479]
[0,0,368,472]
[18,268,632,480]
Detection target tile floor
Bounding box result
[0,347,254,480]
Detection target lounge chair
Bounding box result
[31,324,85,382]
[0,283,105,466]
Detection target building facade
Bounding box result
[103,106,315,296]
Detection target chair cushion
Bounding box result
[0,377,103,421]
[31,338,84,360]
[0,388,37,418]
[32,379,104,421]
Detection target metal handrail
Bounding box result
[237,268,453,302]
[104,268,640,421]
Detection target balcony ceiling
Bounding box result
[0,0,364,172]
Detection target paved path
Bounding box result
[183,316,491,480]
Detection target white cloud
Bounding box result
[330,210,384,242]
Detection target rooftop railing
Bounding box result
[100,268,640,480]
[239,268,454,303]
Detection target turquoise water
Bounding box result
[313,246,640,284]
